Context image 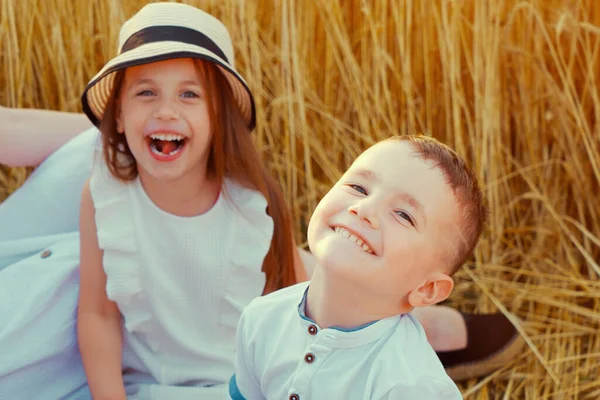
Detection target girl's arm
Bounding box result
[0,106,92,167]
[77,179,127,400]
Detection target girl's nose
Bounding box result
[153,100,180,120]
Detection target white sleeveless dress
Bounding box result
[89,144,273,399]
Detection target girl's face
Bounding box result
[117,58,212,184]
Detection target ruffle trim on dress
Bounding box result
[88,148,152,334]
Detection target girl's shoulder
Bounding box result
[221,178,270,221]
[221,178,274,237]
[88,140,132,206]
[222,178,265,206]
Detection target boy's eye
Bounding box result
[396,211,415,226]
[349,184,367,195]
[181,91,200,99]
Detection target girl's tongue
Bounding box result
[154,139,178,154]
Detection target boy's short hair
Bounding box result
[385,135,488,274]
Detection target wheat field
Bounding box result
[1,0,599,398]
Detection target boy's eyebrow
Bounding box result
[396,192,426,227]
[351,167,426,223]
[398,192,424,214]
[352,168,375,180]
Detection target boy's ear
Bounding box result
[407,272,454,308]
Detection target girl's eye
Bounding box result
[396,211,415,226]
[137,90,154,96]
[181,91,200,99]
[349,184,367,195]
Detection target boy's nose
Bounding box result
[348,202,379,229]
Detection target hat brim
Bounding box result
[81,42,256,130]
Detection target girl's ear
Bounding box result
[407,272,454,308]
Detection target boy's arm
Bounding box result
[77,179,127,400]
[0,106,92,167]
[229,309,265,400]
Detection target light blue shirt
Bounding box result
[0,127,98,399]
[231,282,463,400]
[0,233,91,399]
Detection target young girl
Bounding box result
[76,3,303,399]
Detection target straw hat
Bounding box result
[81,2,256,130]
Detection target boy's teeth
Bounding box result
[334,227,373,254]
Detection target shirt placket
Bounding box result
[287,323,334,400]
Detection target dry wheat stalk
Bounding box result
[1,0,599,398]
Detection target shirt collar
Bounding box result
[296,283,402,348]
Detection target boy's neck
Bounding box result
[138,169,219,217]
[305,267,412,330]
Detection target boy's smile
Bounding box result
[307,140,460,306]
[331,226,375,254]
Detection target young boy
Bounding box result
[229,135,487,400]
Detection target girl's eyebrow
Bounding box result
[128,78,155,89]
[128,78,202,88]
[180,79,203,86]
[133,78,154,85]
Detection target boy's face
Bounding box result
[307,140,460,305]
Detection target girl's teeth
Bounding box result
[150,133,185,141]
[349,234,358,243]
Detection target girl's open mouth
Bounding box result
[146,133,187,161]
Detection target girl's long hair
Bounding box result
[99,60,297,294]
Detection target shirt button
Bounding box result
[289,394,300,400]
[40,249,52,258]
[304,353,315,364]
[308,325,317,335]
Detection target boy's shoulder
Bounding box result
[242,281,309,324]
[368,314,461,398]
[246,281,309,310]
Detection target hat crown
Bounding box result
[117,2,235,67]
[82,2,256,130]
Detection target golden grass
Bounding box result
[1,0,599,398]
